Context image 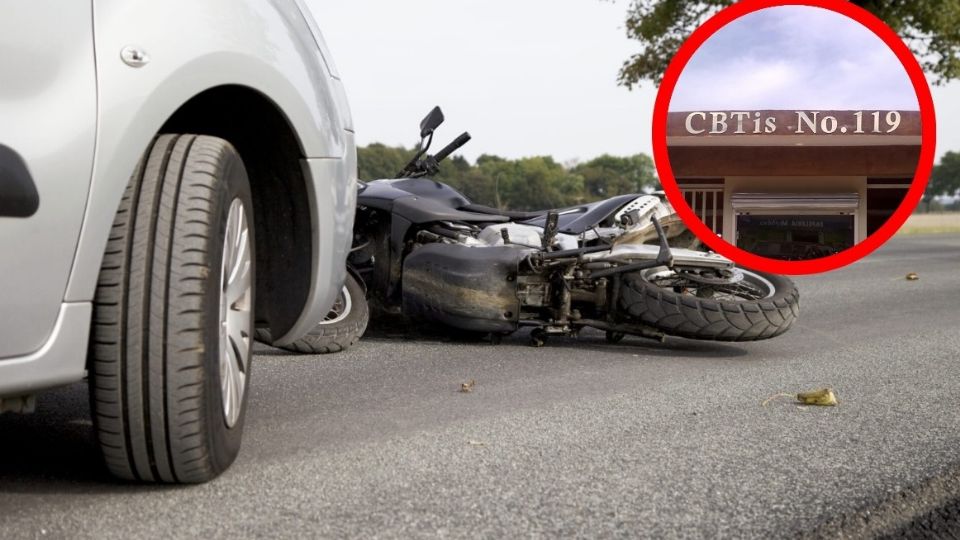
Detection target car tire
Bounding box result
[254,273,368,354]
[89,134,255,483]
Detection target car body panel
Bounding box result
[66,0,353,306]
[0,303,91,396]
[282,146,358,345]
[1,0,355,395]
[0,2,97,358]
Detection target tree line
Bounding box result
[359,144,960,212]
[358,143,658,211]
[924,150,960,211]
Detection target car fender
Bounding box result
[65,0,356,344]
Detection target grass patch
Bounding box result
[898,213,960,235]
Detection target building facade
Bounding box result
[667,110,921,260]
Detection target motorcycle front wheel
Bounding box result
[255,273,369,353]
[619,267,799,341]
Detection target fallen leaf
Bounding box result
[459,380,475,393]
[906,272,919,281]
[762,388,839,407]
[797,388,838,406]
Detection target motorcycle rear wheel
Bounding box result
[619,267,798,341]
[255,274,369,354]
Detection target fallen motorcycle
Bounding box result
[274,107,799,352]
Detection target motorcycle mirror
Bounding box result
[419,106,444,138]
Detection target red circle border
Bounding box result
[652,0,937,275]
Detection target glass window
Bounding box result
[867,188,909,235]
[736,214,855,260]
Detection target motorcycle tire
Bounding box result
[619,267,799,342]
[255,273,369,354]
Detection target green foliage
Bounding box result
[619,0,960,89]
[574,154,657,198]
[619,0,731,89]
[356,143,411,180]
[357,144,658,211]
[926,151,960,201]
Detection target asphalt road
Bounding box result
[1,234,958,538]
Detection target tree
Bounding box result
[357,143,411,181]
[573,154,658,197]
[619,0,960,89]
[925,151,960,208]
[356,143,658,210]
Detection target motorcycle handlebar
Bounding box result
[433,132,471,163]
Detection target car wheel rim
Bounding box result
[219,198,252,428]
[321,285,352,325]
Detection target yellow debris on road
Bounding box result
[763,388,838,407]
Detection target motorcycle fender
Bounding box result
[402,244,527,333]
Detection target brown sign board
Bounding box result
[667,145,920,177]
[667,110,921,138]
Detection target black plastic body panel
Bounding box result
[358,177,470,209]
[359,178,508,223]
[522,194,638,234]
[383,177,472,207]
[356,180,414,210]
[402,244,528,332]
[461,203,544,220]
[391,197,509,224]
[0,144,39,218]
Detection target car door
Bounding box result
[0,2,97,358]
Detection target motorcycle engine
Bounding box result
[478,223,579,250]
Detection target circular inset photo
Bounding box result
[654,1,935,273]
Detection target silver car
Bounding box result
[0,0,357,483]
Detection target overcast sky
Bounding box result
[670,6,918,110]
[306,1,957,162]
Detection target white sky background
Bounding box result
[670,6,920,110]
[306,1,958,162]
[305,0,655,164]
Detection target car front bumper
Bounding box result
[0,302,91,399]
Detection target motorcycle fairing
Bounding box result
[519,194,639,235]
[402,243,530,332]
[359,178,509,224]
[459,203,543,220]
[391,197,509,224]
[380,177,470,206]
[360,179,508,303]
[359,178,465,211]
[360,179,642,236]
